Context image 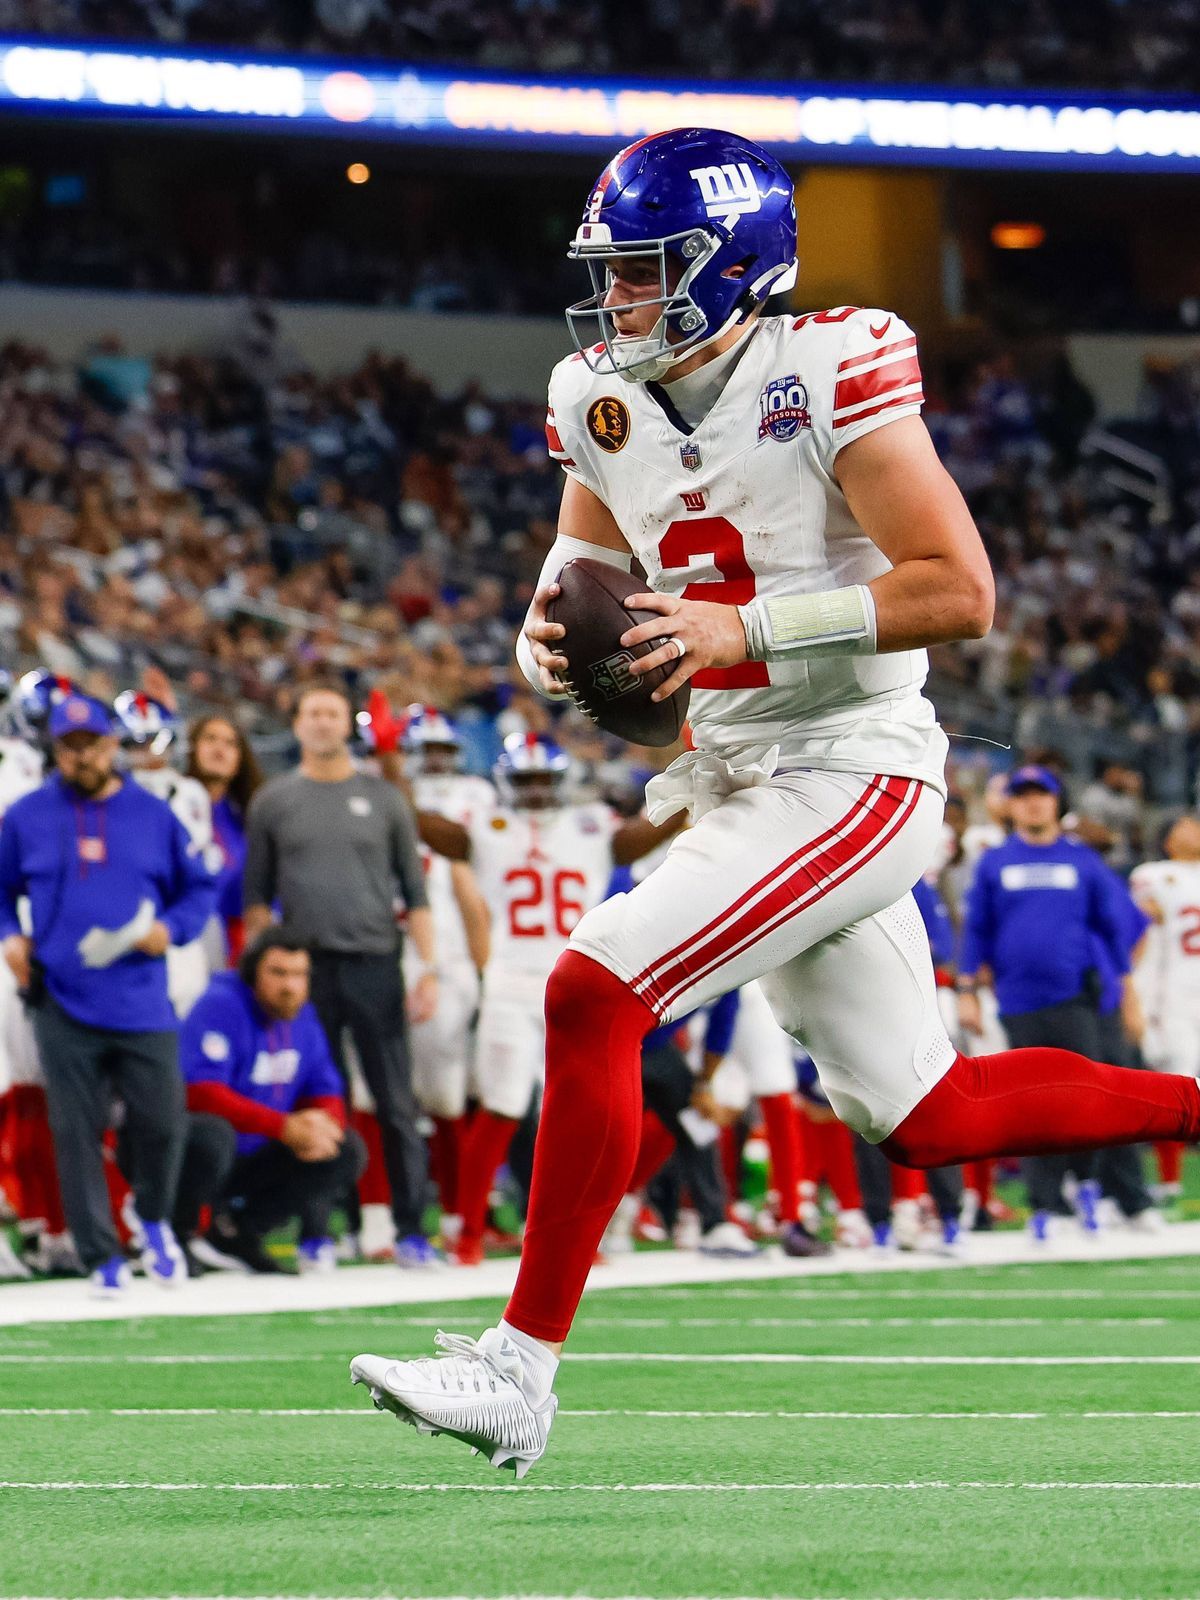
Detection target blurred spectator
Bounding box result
[0,693,216,1295]
[179,928,366,1274]
[957,764,1136,1240]
[242,682,440,1267]
[1077,760,1145,871]
[186,713,265,966]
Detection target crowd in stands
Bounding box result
[5,325,1200,807]
[4,0,1200,93]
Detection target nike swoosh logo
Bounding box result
[869,318,892,339]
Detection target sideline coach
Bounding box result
[243,682,437,1257]
[0,693,216,1281]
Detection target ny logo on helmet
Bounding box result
[688,162,761,231]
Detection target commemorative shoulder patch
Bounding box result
[758,375,812,441]
[587,396,631,453]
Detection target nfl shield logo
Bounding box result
[679,439,702,472]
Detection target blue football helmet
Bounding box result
[4,671,79,743]
[113,690,178,758]
[493,731,570,809]
[566,127,798,383]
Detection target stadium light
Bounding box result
[346,161,370,184]
[4,39,1200,173]
[990,222,1046,250]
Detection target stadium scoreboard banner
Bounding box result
[3,38,1200,172]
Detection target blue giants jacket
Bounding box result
[960,833,1130,1018]
[180,972,345,1154]
[0,774,216,1031]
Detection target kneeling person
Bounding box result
[180,930,365,1274]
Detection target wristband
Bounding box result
[738,585,877,662]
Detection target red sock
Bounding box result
[1155,1141,1185,1186]
[429,1116,464,1217]
[720,1125,741,1201]
[351,1110,391,1208]
[630,1110,675,1192]
[760,1093,801,1224]
[890,1162,925,1202]
[459,1109,519,1246]
[883,1050,1200,1169]
[505,953,654,1343]
[6,1087,65,1231]
[963,1158,994,1206]
[806,1116,863,1212]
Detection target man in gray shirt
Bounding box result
[244,682,440,1266]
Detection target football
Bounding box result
[546,558,690,747]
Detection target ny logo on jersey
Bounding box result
[689,162,761,230]
[589,650,640,701]
[679,489,707,511]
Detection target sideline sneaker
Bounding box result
[351,1328,557,1479]
[90,1254,132,1298]
[780,1221,832,1258]
[1075,1178,1101,1234]
[698,1220,758,1258]
[0,1231,31,1280]
[395,1235,444,1270]
[140,1220,186,1288]
[297,1237,337,1274]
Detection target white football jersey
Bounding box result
[414,772,496,968]
[1130,859,1200,1014]
[547,307,948,793]
[469,802,616,978]
[0,738,43,822]
[132,767,214,858]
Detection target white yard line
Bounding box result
[313,1313,1172,1329]
[2,1222,1199,1326]
[3,1351,1199,1365]
[4,1406,1200,1420]
[3,1478,1200,1494]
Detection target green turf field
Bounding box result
[3,1256,1199,1599]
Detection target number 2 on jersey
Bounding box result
[506,867,587,938]
[658,516,769,688]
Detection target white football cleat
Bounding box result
[350,1328,557,1479]
[697,1220,758,1258]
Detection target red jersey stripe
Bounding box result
[834,355,923,415]
[836,336,917,375]
[832,388,925,430]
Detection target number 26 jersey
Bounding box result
[546,307,949,796]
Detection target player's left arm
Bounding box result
[611,807,688,867]
[833,416,994,651]
[450,859,491,973]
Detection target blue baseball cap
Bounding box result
[49,695,114,740]
[1006,763,1061,797]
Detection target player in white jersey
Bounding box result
[352,129,1200,1477]
[1131,817,1200,1079]
[416,730,682,1265]
[401,706,494,1241]
[115,692,217,1018]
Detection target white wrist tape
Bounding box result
[738,585,877,662]
[514,533,633,695]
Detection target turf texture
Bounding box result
[2,1255,1199,1598]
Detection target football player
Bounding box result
[1131,815,1200,1198]
[401,705,494,1247]
[115,691,218,1018]
[414,730,682,1265]
[352,127,1200,1475]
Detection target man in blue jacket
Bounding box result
[0,693,216,1295]
[957,764,1132,1238]
[179,928,366,1274]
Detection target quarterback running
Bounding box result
[351,127,1200,1477]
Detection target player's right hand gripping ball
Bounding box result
[547,558,691,747]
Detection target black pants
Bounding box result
[641,1043,726,1235]
[170,1120,366,1241]
[1092,1010,1154,1218]
[1003,996,1147,1214]
[31,997,185,1270]
[225,1132,368,1240]
[309,949,426,1235]
[854,1136,962,1229]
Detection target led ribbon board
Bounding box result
[2,39,1200,171]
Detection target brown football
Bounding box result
[546,558,690,747]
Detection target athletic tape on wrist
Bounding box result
[738,585,877,662]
